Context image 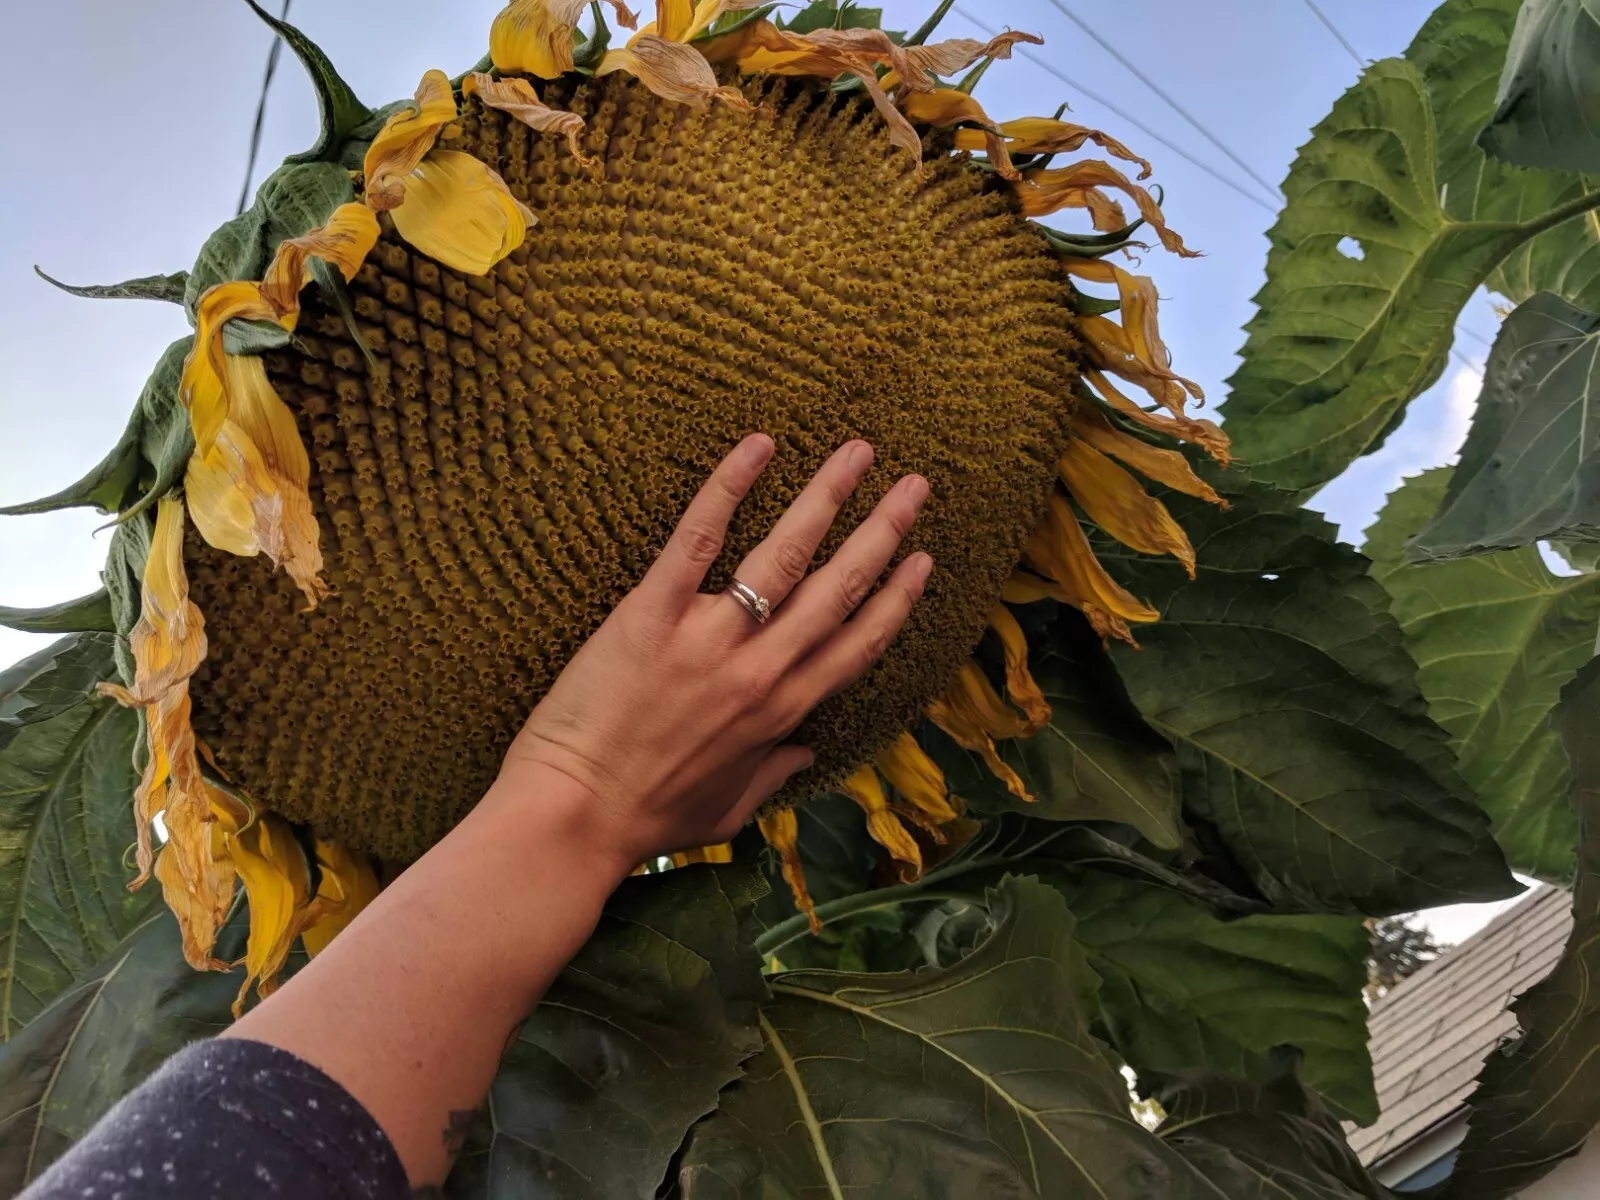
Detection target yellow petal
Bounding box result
[1023,492,1159,644]
[987,605,1051,733]
[301,840,381,958]
[1018,161,1196,256]
[181,282,279,457]
[670,843,735,866]
[680,0,767,41]
[259,202,381,312]
[389,149,536,276]
[1084,369,1229,464]
[925,661,1034,802]
[597,36,754,110]
[876,732,961,831]
[222,810,313,1016]
[1059,438,1195,577]
[154,819,236,974]
[840,764,923,879]
[954,116,1152,179]
[657,0,694,40]
[463,72,596,169]
[758,808,819,934]
[491,0,638,77]
[363,69,459,210]
[1071,404,1226,508]
[900,89,1018,180]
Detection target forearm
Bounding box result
[223,767,628,1187]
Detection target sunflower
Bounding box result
[2,0,1225,1006]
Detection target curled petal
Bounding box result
[899,31,1042,87]
[1059,439,1195,576]
[926,661,1033,802]
[1019,161,1196,256]
[900,89,1017,179]
[390,149,536,276]
[182,282,279,457]
[491,0,637,77]
[758,808,818,934]
[986,606,1051,733]
[955,116,1152,178]
[1086,369,1229,464]
[363,69,458,210]
[597,36,754,110]
[876,732,961,833]
[1071,404,1226,507]
[221,809,313,1016]
[259,203,381,312]
[301,840,382,957]
[464,72,596,169]
[1023,493,1159,644]
[671,843,735,867]
[154,816,236,973]
[840,765,923,880]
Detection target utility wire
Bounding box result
[237,0,293,215]
[1041,0,1284,206]
[1300,0,1365,68]
[952,5,1278,215]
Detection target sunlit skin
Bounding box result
[223,434,933,1188]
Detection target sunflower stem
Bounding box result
[906,0,956,46]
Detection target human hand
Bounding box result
[498,434,932,875]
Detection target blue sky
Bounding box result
[0,1,1518,933]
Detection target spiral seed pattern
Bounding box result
[184,74,1080,863]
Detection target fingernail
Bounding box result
[849,440,875,473]
[904,474,930,505]
[743,433,775,467]
[910,552,934,585]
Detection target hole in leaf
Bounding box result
[1336,236,1365,261]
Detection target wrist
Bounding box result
[472,758,641,890]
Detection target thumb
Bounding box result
[715,745,815,841]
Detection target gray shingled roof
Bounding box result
[1348,885,1570,1165]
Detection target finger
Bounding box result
[788,552,933,703]
[730,440,874,611]
[641,434,775,611]
[711,745,816,842]
[778,473,929,650]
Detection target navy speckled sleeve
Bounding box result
[22,1038,411,1199]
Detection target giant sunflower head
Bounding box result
[4,0,1226,1009]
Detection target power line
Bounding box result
[1300,0,1365,68]
[237,0,293,216]
[1040,0,1285,206]
[951,5,1279,216]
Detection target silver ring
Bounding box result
[726,579,772,624]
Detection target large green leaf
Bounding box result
[1366,467,1593,879]
[930,604,1182,849]
[1410,292,1600,559]
[447,864,769,1199]
[1222,56,1600,494]
[1153,1049,1394,1200]
[0,635,157,1038]
[1093,475,1519,914]
[1444,657,1600,1198]
[1411,0,1600,310]
[0,592,114,637]
[676,876,1229,1198]
[1477,0,1600,173]
[0,910,248,1191]
[1060,872,1375,1125]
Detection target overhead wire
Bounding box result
[1040,0,1285,206]
[1300,0,1365,68]
[237,0,293,216]
[951,5,1279,216]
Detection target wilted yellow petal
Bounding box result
[758,808,819,934]
[1071,404,1226,508]
[1001,569,1058,605]
[1059,438,1194,577]
[1023,492,1159,644]
[597,36,754,110]
[839,765,923,880]
[657,0,694,40]
[1019,161,1196,256]
[876,732,961,833]
[987,605,1051,733]
[680,0,767,41]
[925,661,1033,802]
[154,819,236,973]
[389,149,536,276]
[464,72,596,169]
[670,843,735,867]
[900,89,1018,180]
[301,840,381,958]
[181,282,279,457]
[491,0,638,77]
[259,202,381,312]
[898,30,1041,88]
[954,116,1152,178]
[221,810,313,1016]
[363,69,458,210]
[1085,369,1229,464]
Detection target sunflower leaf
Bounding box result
[243,0,371,164]
[1059,872,1376,1125]
[1093,473,1519,914]
[0,591,115,637]
[1152,1048,1396,1199]
[32,267,188,305]
[1443,657,1600,1198]
[1409,292,1600,562]
[1366,467,1594,881]
[678,876,1229,1198]
[1221,56,1600,494]
[447,864,769,1200]
[0,634,160,1045]
[1476,0,1600,174]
